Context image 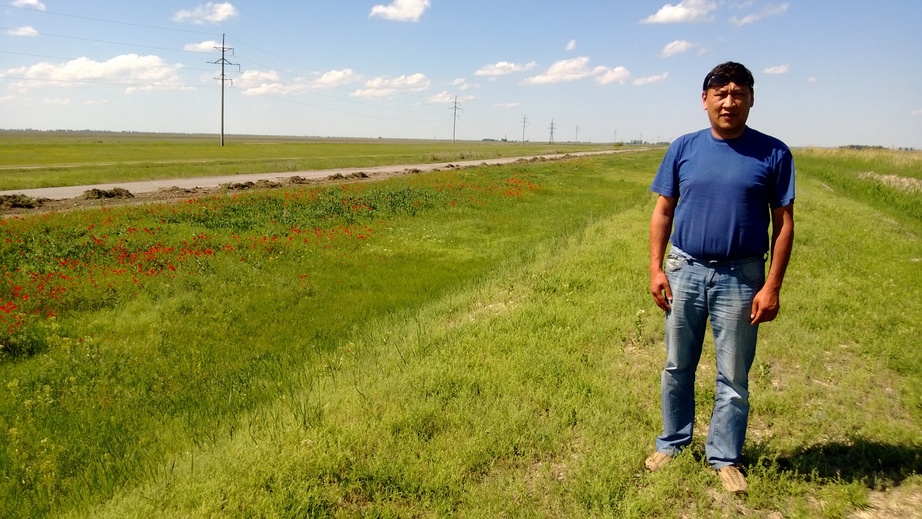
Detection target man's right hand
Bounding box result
[649,194,677,313]
[650,270,672,312]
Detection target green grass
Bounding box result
[1,147,920,517]
[0,131,624,190]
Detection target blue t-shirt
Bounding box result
[650,127,795,261]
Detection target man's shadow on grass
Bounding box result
[749,438,922,488]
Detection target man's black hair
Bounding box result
[702,62,755,92]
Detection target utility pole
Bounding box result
[548,119,556,144]
[521,115,528,142]
[209,34,239,147]
[575,125,579,143]
[449,96,463,144]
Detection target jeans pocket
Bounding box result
[664,254,684,273]
[737,259,766,285]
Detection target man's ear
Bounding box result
[701,91,708,110]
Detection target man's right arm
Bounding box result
[650,195,677,312]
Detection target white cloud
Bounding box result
[237,70,281,85]
[237,68,359,96]
[641,0,716,24]
[12,0,45,11]
[366,73,429,90]
[237,71,306,96]
[806,77,818,83]
[369,0,430,22]
[8,26,39,37]
[352,73,430,98]
[911,109,922,117]
[475,61,536,77]
[314,69,358,88]
[763,64,790,74]
[660,40,694,58]
[172,2,238,25]
[451,77,477,91]
[352,87,394,99]
[520,58,635,87]
[494,102,520,108]
[730,3,788,27]
[7,23,37,37]
[427,91,454,104]
[6,54,184,94]
[521,57,607,85]
[183,40,220,52]
[632,72,669,86]
[43,97,70,105]
[566,39,577,51]
[427,91,473,104]
[596,66,631,85]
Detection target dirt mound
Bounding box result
[81,187,135,200]
[0,194,45,210]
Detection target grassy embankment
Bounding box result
[0,143,919,517]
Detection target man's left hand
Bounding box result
[750,287,780,325]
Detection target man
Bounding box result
[646,62,795,494]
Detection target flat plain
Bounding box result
[1,133,919,518]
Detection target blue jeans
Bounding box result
[655,246,765,469]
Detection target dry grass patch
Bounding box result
[858,171,922,193]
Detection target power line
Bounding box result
[6,5,215,36]
[0,49,214,73]
[0,75,205,89]
[521,115,529,142]
[548,119,556,144]
[0,27,214,57]
[236,91,443,123]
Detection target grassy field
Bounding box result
[0,131,618,190]
[0,142,920,517]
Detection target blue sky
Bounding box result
[2,0,920,148]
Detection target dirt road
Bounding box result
[0,150,624,201]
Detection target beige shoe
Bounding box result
[716,465,748,494]
[644,451,673,472]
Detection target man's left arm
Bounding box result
[751,203,794,324]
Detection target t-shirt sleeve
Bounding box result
[771,147,796,207]
[650,143,680,198]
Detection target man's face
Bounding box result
[702,81,754,140]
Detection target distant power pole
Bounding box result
[209,34,239,147]
[450,96,463,144]
[548,119,556,144]
[521,115,529,142]
[575,125,579,143]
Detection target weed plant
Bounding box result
[1,149,920,517]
